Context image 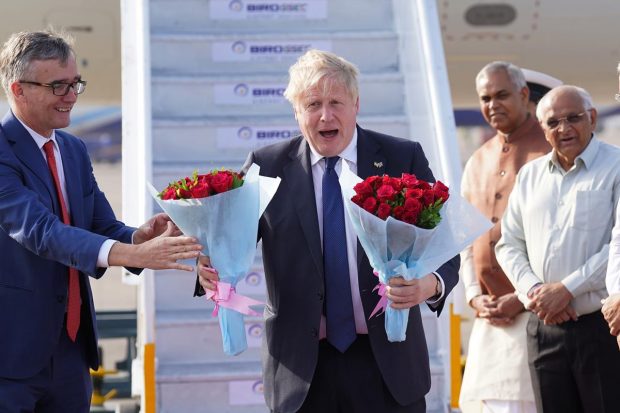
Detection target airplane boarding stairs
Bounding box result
[122,0,461,411]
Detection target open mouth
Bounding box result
[56,107,71,113]
[558,137,577,147]
[319,129,338,138]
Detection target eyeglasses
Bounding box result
[544,112,587,129]
[19,80,87,96]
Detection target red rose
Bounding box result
[377,203,392,220]
[178,188,192,199]
[421,190,435,206]
[351,194,366,207]
[376,184,397,202]
[362,197,379,213]
[434,190,449,203]
[190,181,211,198]
[392,205,405,220]
[353,181,374,198]
[433,180,448,192]
[161,187,177,200]
[404,197,422,214]
[210,171,234,194]
[401,173,420,188]
[388,176,403,192]
[405,188,424,199]
[432,181,449,202]
[365,175,381,190]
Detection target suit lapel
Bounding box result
[355,126,386,268]
[356,126,386,179]
[283,139,324,280]
[2,111,57,207]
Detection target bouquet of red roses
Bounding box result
[158,169,244,200]
[351,173,449,228]
[339,164,490,342]
[149,164,280,355]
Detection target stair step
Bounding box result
[151,115,410,164]
[151,72,404,118]
[158,361,267,413]
[151,0,393,35]
[156,310,264,363]
[152,301,439,366]
[150,31,399,76]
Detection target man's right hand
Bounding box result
[471,293,524,326]
[197,255,219,291]
[543,305,578,326]
[109,221,202,271]
[602,293,620,336]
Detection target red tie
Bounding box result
[43,140,80,342]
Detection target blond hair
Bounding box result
[283,49,359,109]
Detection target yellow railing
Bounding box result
[144,343,156,413]
[450,303,462,408]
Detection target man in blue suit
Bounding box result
[0,31,202,412]
[197,49,460,413]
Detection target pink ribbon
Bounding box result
[369,271,388,318]
[205,281,263,317]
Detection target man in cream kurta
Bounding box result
[459,62,550,413]
[496,85,620,413]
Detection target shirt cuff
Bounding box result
[465,284,483,305]
[561,270,585,297]
[426,272,445,305]
[517,274,543,297]
[97,239,118,268]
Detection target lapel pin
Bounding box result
[373,161,383,168]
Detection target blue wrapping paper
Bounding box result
[149,164,280,355]
[339,163,491,342]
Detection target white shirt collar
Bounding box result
[14,115,58,151]
[308,128,358,167]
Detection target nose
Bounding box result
[62,87,78,101]
[556,118,572,132]
[320,105,333,122]
[488,97,500,110]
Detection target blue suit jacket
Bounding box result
[0,111,135,379]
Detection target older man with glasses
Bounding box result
[0,31,202,412]
[495,85,620,413]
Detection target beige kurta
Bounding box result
[461,115,551,299]
[459,115,550,408]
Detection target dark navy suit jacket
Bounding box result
[0,111,135,379]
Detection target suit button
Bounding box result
[491,217,499,223]
[495,193,502,200]
[311,328,318,338]
[57,295,65,303]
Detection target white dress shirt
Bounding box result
[607,203,620,295]
[496,137,620,315]
[17,117,116,268]
[307,130,444,338]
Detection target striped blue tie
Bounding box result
[322,156,356,352]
